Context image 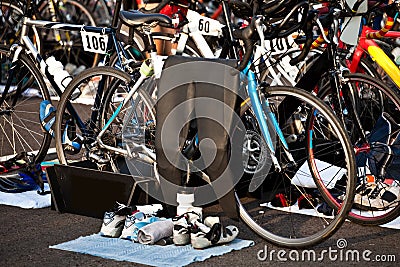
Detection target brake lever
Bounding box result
[332,8,341,45]
[255,17,267,51]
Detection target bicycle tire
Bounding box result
[0,50,52,163]
[236,86,356,248]
[311,73,400,226]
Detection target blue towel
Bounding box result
[50,233,254,267]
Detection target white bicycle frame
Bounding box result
[175,10,225,58]
[173,9,306,86]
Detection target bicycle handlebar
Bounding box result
[366,16,395,39]
[233,18,258,71]
[290,10,319,66]
[365,3,398,39]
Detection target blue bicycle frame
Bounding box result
[243,61,295,172]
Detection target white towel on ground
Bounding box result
[137,220,173,245]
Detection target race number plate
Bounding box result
[81,31,108,54]
[186,10,223,37]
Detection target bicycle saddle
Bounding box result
[119,10,172,27]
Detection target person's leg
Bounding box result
[153,25,177,55]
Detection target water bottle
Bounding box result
[176,190,202,220]
[45,56,72,92]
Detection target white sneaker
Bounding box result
[354,182,400,210]
[99,202,131,237]
[99,212,126,237]
[120,211,146,240]
[190,221,239,249]
[172,214,191,245]
[172,211,202,245]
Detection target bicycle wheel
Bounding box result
[0,50,51,163]
[54,66,154,172]
[312,73,400,225]
[236,86,356,248]
[77,0,113,26]
[0,1,41,48]
[38,0,99,69]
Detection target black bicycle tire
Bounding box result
[0,51,52,164]
[311,73,400,226]
[236,85,356,248]
[55,66,133,165]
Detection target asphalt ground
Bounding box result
[1,201,400,267]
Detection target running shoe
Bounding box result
[172,210,202,245]
[172,214,191,245]
[120,210,146,241]
[190,220,239,249]
[99,202,132,237]
[354,181,400,210]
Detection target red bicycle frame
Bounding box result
[347,17,400,88]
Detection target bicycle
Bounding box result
[237,0,400,225]
[345,1,400,89]
[0,0,137,164]
[291,3,400,225]
[0,0,254,166]
[54,8,356,247]
[225,0,400,226]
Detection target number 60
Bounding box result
[198,18,210,33]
